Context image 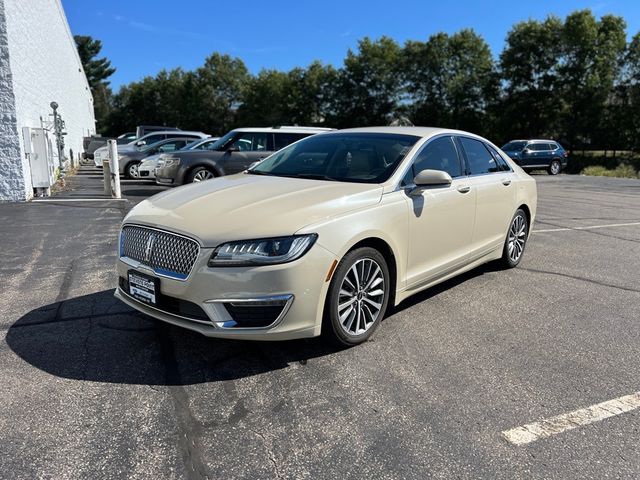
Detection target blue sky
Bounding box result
[62,0,640,90]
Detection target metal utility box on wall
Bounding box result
[24,127,55,191]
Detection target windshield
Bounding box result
[182,139,203,151]
[205,131,237,151]
[502,141,527,151]
[250,133,419,183]
[140,140,166,153]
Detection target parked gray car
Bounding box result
[119,137,196,178]
[155,127,333,185]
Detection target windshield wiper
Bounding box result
[289,173,336,181]
[245,170,273,176]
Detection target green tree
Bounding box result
[327,37,403,128]
[623,32,640,150]
[558,10,627,150]
[195,53,250,134]
[403,30,498,137]
[74,35,116,130]
[498,17,563,140]
[237,62,336,126]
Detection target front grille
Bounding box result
[120,225,200,279]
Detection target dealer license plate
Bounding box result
[128,270,158,306]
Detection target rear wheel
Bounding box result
[187,166,215,183]
[548,159,562,175]
[324,247,390,346]
[501,209,528,268]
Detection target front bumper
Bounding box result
[138,165,156,179]
[155,164,181,185]
[115,243,335,340]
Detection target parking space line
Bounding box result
[31,198,127,202]
[533,221,640,233]
[502,391,640,445]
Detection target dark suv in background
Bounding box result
[155,126,334,185]
[501,139,568,175]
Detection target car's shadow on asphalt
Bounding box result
[6,289,342,386]
[7,261,505,386]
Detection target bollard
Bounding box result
[103,159,111,196]
[107,139,121,199]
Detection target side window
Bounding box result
[547,143,557,151]
[274,133,309,150]
[486,144,512,172]
[411,136,462,179]
[529,143,547,151]
[459,137,499,175]
[158,140,187,152]
[145,134,163,144]
[230,133,268,151]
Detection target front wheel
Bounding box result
[548,159,562,175]
[501,209,529,268]
[187,166,215,183]
[324,247,390,346]
[126,162,140,179]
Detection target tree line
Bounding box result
[76,9,640,152]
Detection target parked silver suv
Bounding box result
[155,126,333,185]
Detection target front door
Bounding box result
[404,136,476,287]
[224,132,271,173]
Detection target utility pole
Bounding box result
[49,101,67,180]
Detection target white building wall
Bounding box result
[0,0,95,201]
[0,0,24,202]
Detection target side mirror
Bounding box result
[410,169,452,195]
[226,145,239,152]
[136,140,146,147]
[523,148,532,154]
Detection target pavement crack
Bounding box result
[248,426,282,480]
[519,267,640,294]
[156,325,211,480]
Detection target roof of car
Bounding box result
[507,139,558,143]
[139,130,207,138]
[232,126,335,134]
[335,126,481,139]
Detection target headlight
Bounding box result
[158,156,180,168]
[208,234,318,267]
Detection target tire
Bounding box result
[548,159,562,175]
[323,247,391,346]
[501,209,529,268]
[187,166,216,183]
[126,161,140,179]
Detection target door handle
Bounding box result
[502,179,512,186]
[457,185,471,194]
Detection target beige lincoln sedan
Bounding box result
[115,127,537,346]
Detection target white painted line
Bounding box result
[31,198,127,202]
[502,391,640,445]
[533,221,640,233]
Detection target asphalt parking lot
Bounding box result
[1,170,639,479]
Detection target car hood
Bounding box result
[124,173,383,247]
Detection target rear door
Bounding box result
[273,133,310,151]
[457,136,516,257]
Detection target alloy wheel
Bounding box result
[550,160,561,175]
[337,258,385,337]
[193,170,214,182]
[508,214,527,263]
[128,163,139,179]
